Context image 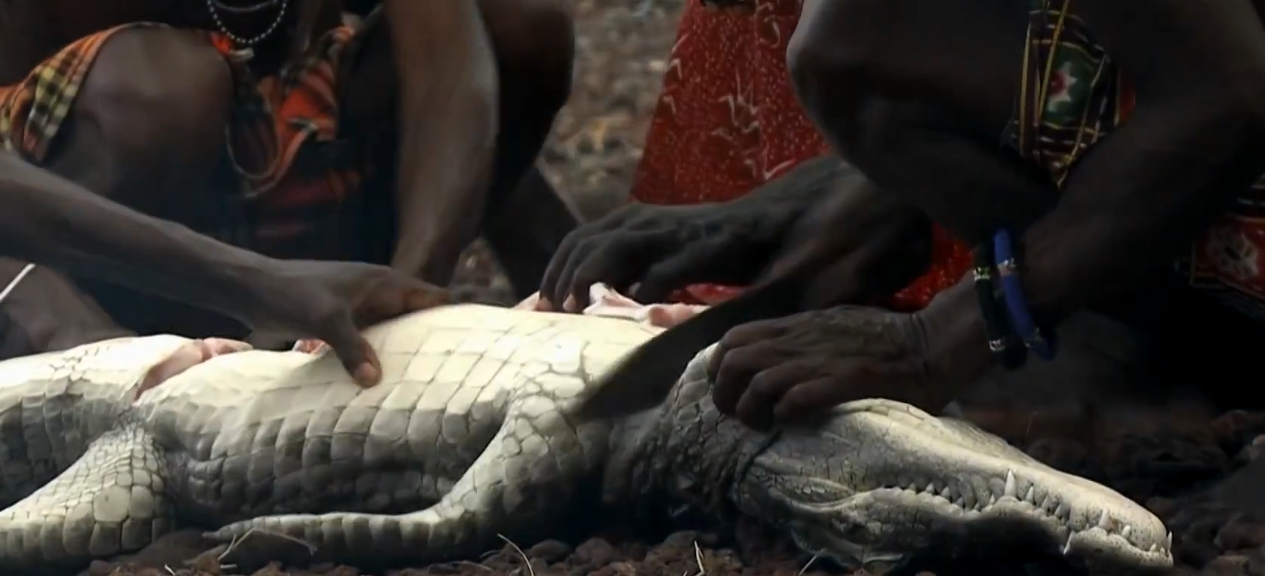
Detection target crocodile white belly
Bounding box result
[0,304,1174,575]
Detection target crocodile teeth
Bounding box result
[1122,525,1132,540]
[924,482,936,494]
[939,486,952,499]
[1023,486,1036,504]
[1004,469,1017,498]
[1149,543,1158,553]
[1167,532,1173,549]
[1063,532,1074,555]
[1098,509,1112,529]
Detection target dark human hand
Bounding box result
[247,260,450,386]
[539,202,775,310]
[541,156,848,311]
[707,305,954,430]
[758,177,931,310]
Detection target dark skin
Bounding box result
[547,156,936,422]
[540,155,931,310]
[590,0,1265,428]
[562,0,1265,558]
[0,0,577,355]
[754,0,1265,422]
[0,153,447,384]
[740,0,1265,560]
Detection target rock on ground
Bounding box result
[86,525,844,576]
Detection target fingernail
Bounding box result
[354,364,380,386]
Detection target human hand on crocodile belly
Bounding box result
[538,156,850,310]
[246,260,449,387]
[538,202,783,311]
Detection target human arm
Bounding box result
[0,155,448,383]
[0,154,280,317]
[776,0,1265,393]
[540,155,931,308]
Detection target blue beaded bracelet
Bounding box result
[992,229,1056,361]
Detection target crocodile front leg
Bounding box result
[206,400,603,567]
[0,423,175,573]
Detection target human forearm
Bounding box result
[704,155,853,255]
[0,156,272,323]
[1021,104,1264,324]
[1018,0,1265,320]
[386,0,499,281]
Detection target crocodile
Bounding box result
[0,304,1173,574]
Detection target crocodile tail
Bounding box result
[574,275,805,421]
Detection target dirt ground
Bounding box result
[72,1,1265,576]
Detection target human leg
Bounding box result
[338,0,575,291]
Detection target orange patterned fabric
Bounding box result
[630,1,969,309]
[0,24,154,161]
[210,26,367,257]
[0,23,368,260]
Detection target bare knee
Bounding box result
[78,28,231,163]
[480,0,575,110]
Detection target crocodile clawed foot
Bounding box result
[198,527,319,572]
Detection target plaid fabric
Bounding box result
[0,19,375,261]
[0,24,160,162]
[1012,0,1265,320]
[1006,0,1126,187]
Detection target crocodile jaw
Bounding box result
[731,399,1173,574]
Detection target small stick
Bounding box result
[497,533,537,576]
[797,553,820,576]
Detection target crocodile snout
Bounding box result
[730,398,1174,574]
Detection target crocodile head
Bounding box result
[728,398,1174,574]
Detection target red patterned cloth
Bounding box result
[630,0,969,309]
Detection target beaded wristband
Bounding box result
[970,244,1026,370]
[992,229,1056,360]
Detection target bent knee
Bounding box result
[80,27,231,154]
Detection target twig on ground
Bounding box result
[497,533,537,576]
[693,540,707,575]
[797,553,821,576]
[213,526,317,572]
